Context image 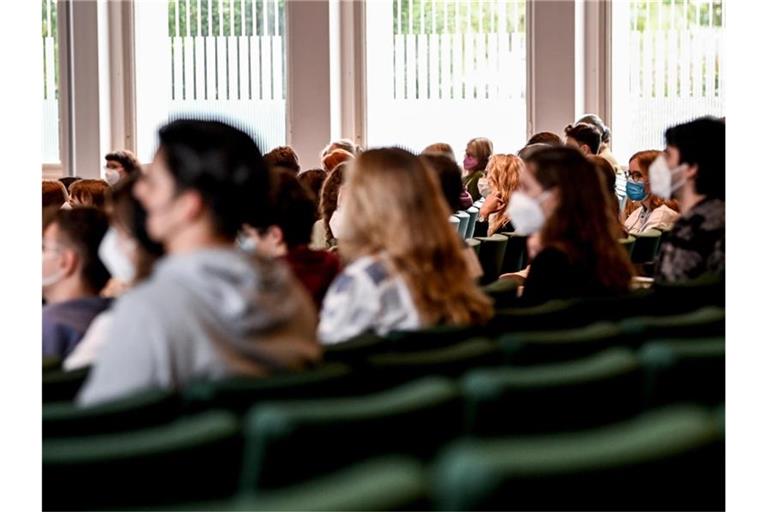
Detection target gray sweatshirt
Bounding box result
[77,248,320,406]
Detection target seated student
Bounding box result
[104,149,142,185]
[264,146,301,174]
[420,153,483,280]
[652,117,725,283]
[43,208,112,359]
[526,131,563,147]
[318,148,492,344]
[320,138,361,159]
[43,179,68,209]
[297,168,327,210]
[575,114,622,171]
[422,144,473,208]
[478,154,524,235]
[622,150,679,234]
[68,179,110,209]
[240,169,341,311]
[321,148,354,173]
[77,119,320,406]
[317,162,349,248]
[564,122,602,156]
[462,137,493,200]
[64,176,165,370]
[506,147,634,305]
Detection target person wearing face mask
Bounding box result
[462,137,493,201]
[63,176,165,370]
[239,169,341,311]
[651,117,725,283]
[42,208,113,359]
[478,154,524,235]
[77,120,320,406]
[506,147,634,305]
[621,150,680,234]
[104,150,142,186]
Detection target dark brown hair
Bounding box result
[297,169,327,218]
[42,180,68,209]
[108,175,165,281]
[58,176,82,191]
[564,123,602,155]
[260,169,317,247]
[419,153,464,211]
[49,207,111,293]
[589,155,622,228]
[526,131,563,146]
[69,179,110,209]
[264,146,301,174]
[528,147,634,293]
[319,162,348,244]
[105,149,142,175]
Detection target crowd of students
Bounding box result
[41,114,725,407]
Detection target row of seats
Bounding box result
[44,373,724,509]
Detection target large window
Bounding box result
[611,0,725,164]
[42,0,60,164]
[135,0,287,162]
[365,0,527,155]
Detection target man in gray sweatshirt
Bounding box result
[78,120,320,406]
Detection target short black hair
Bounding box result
[526,131,563,146]
[564,123,602,155]
[576,114,611,144]
[105,149,142,174]
[51,208,111,293]
[157,119,271,238]
[664,116,725,200]
[264,146,301,173]
[419,153,464,211]
[258,169,317,247]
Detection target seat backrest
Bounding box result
[183,364,360,413]
[233,457,429,511]
[621,306,725,340]
[43,366,90,403]
[639,337,725,407]
[619,235,636,258]
[44,411,242,510]
[465,206,479,238]
[499,231,529,273]
[455,210,470,239]
[630,228,663,263]
[499,321,627,364]
[240,377,463,490]
[44,388,180,437]
[433,405,724,511]
[449,215,461,233]
[462,348,643,435]
[43,356,62,374]
[474,234,509,284]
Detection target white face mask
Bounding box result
[477,177,492,198]
[505,190,549,236]
[98,227,136,283]
[104,169,121,186]
[649,155,686,199]
[42,249,64,288]
[238,234,258,253]
[329,208,346,240]
[60,201,72,210]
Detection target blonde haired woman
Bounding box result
[479,154,524,235]
[318,148,493,344]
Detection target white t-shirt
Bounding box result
[318,255,421,344]
[624,204,679,234]
[63,310,113,370]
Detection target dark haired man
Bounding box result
[78,120,320,406]
[564,122,602,156]
[652,116,725,282]
[43,208,112,358]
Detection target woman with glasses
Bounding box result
[622,150,680,234]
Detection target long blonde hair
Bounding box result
[341,148,493,326]
[485,154,524,235]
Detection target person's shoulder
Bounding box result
[534,246,569,263]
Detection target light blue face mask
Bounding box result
[626,179,647,201]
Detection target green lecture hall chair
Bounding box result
[619,235,636,258]
[455,210,470,239]
[238,377,462,490]
[43,366,91,403]
[44,411,243,510]
[474,233,508,284]
[639,337,725,407]
[499,231,529,273]
[482,278,521,309]
[466,238,481,257]
[465,206,479,238]
[449,215,460,233]
[433,405,724,511]
[621,306,725,341]
[462,348,644,435]
[630,228,663,264]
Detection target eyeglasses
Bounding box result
[624,170,644,181]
